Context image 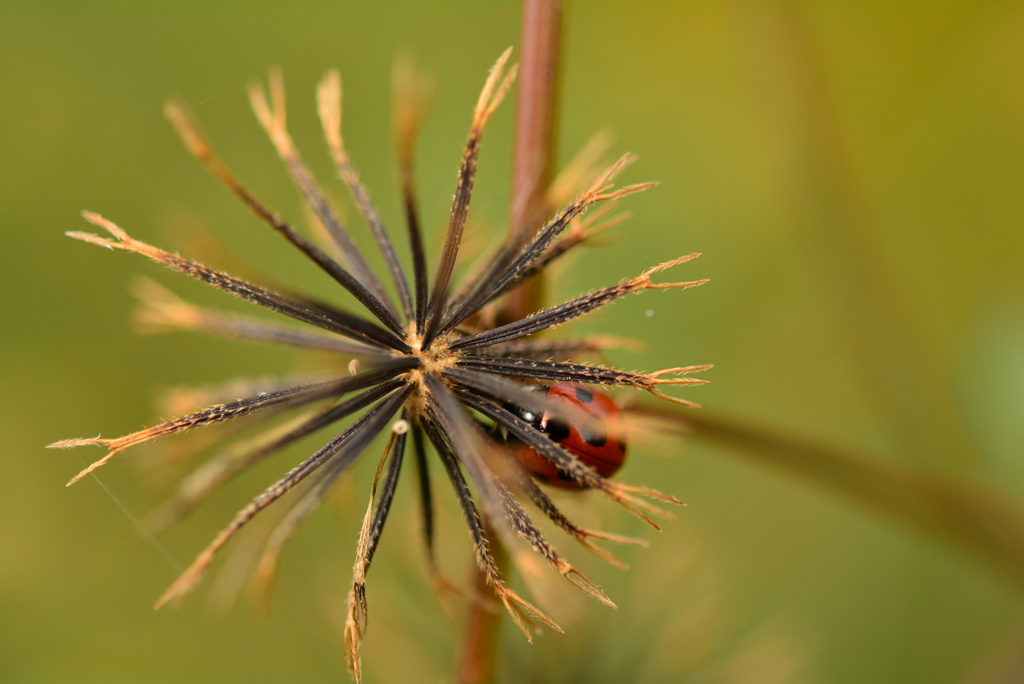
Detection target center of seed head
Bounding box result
[402,331,460,416]
[404,331,459,390]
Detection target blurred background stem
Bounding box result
[668,407,1024,589]
[455,519,508,684]
[455,0,564,682]
[735,1,979,473]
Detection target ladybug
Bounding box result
[506,383,627,489]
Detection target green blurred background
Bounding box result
[3,1,1024,682]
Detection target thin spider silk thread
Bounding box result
[77,461,184,574]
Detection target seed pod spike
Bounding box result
[344,423,405,683]
[317,70,415,324]
[423,50,517,347]
[450,256,706,352]
[421,417,560,640]
[246,74,396,318]
[391,56,436,331]
[72,213,409,350]
[130,276,383,356]
[154,387,410,609]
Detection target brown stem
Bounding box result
[504,0,564,323]
[646,402,1024,589]
[738,3,976,471]
[456,1,565,682]
[455,520,508,684]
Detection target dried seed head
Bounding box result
[54,48,708,680]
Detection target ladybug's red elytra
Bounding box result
[506,383,627,489]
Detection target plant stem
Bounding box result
[674,407,1024,589]
[505,0,564,323]
[455,520,508,684]
[455,1,564,682]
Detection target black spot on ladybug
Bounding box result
[574,387,594,403]
[580,422,607,448]
[545,417,571,441]
[556,469,575,482]
[506,401,541,428]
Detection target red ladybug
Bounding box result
[506,383,627,489]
